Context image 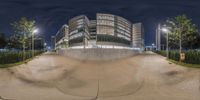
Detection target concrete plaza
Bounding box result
[0,52,199,100]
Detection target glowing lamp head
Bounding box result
[161,28,169,33]
[44,43,47,46]
[33,28,39,33]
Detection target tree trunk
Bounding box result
[179,28,183,62]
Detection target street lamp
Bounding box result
[44,42,47,51]
[161,27,170,59]
[152,43,155,51]
[161,28,169,33]
[32,28,39,57]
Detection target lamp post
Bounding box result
[161,27,170,59]
[64,39,68,48]
[44,42,47,51]
[152,43,155,51]
[32,28,39,57]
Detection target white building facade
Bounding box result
[54,13,144,50]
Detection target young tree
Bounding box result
[0,33,7,48]
[11,17,36,60]
[166,15,199,52]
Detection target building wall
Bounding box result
[96,13,132,41]
[132,23,144,49]
[68,15,90,47]
[58,48,140,61]
[115,15,132,41]
[51,36,55,50]
[55,25,69,50]
[89,20,97,40]
[97,13,115,36]
[96,13,132,47]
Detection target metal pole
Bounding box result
[179,33,182,54]
[166,32,169,59]
[23,32,25,61]
[156,24,161,51]
[32,32,34,57]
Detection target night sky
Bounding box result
[0,0,200,46]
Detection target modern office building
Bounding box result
[132,23,144,50]
[55,24,69,50]
[88,20,97,47]
[54,13,144,50]
[115,15,132,41]
[96,13,132,47]
[34,38,45,50]
[68,15,90,48]
[96,13,115,36]
[51,36,55,50]
[89,20,97,40]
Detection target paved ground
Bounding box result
[0,52,200,100]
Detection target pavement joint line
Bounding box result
[96,62,100,100]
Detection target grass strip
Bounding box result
[0,57,33,68]
[168,59,200,68]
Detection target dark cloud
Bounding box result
[0,0,200,45]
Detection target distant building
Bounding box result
[156,24,161,50]
[96,13,132,48]
[68,15,90,48]
[96,13,115,36]
[132,23,144,50]
[34,38,45,50]
[55,25,69,50]
[88,20,97,47]
[54,13,144,50]
[51,36,55,50]
[145,45,156,51]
